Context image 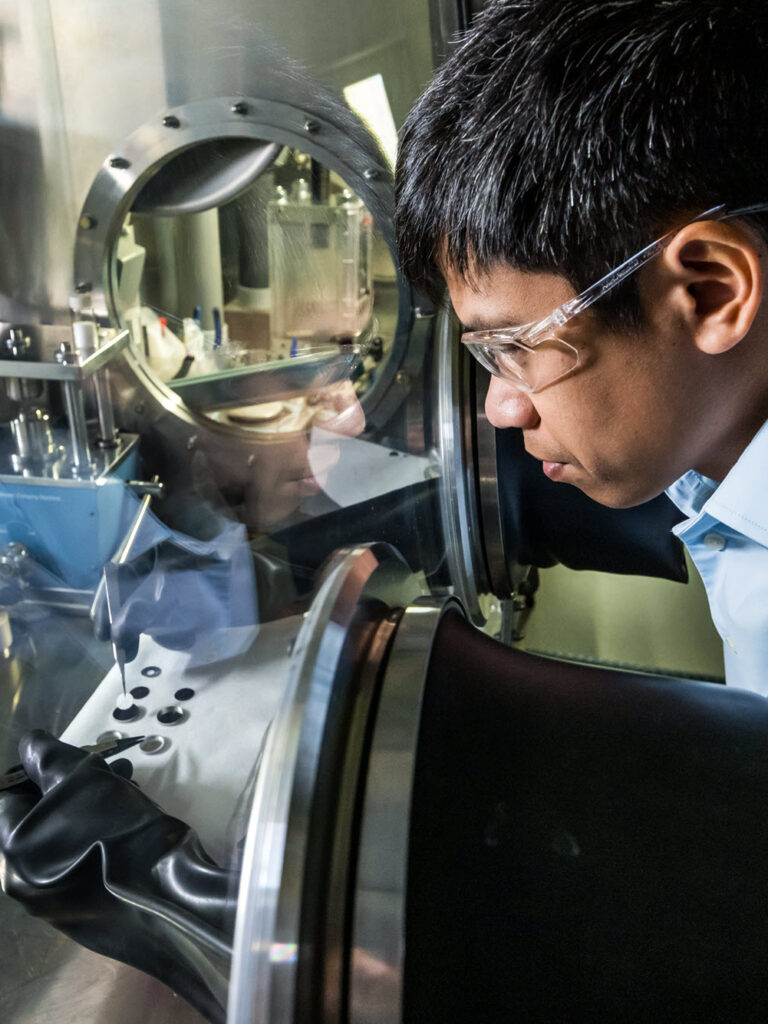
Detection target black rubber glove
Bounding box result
[0,730,239,1023]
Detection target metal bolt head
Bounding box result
[0,542,29,578]
[303,119,320,134]
[395,371,410,388]
[55,341,74,364]
[133,401,146,415]
[231,101,249,116]
[79,214,97,230]
[162,114,181,128]
[109,156,131,170]
[6,329,30,357]
[363,167,380,181]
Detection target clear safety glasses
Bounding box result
[461,202,768,393]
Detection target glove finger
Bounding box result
[19,730,90,794]
[108,757,134,781]
[0,787,40,849]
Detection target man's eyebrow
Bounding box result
[462,315,523,332]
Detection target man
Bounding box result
[395,0,768,691]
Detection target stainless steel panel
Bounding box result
[0,0,432,325]
[0,331,129,380]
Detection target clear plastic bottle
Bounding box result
[69,284,99,360]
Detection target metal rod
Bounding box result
[93,368,118,446]
[60,379,91,470]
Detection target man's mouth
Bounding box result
[298,475,323,495]
[523,438,572,480]
[542,460,568,481]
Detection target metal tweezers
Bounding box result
[0,735,145,792]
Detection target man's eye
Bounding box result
[497,350,529,378]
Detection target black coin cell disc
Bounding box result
[157,705,187,726]
[113,704,140,722]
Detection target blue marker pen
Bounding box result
[213,307,222,348]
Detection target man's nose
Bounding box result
[484,376,541,429]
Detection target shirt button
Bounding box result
[703,532,726,551]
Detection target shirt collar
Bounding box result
[665,470,719,520]
[667,418,768,545]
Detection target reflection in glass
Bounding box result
[0,8,442,1022]
[116,147,392,404]
[105,144,419,548]
[199,380,366,531]
[267,184,372,355]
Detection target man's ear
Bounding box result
[662,220,764,354]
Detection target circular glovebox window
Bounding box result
[73,95,414,434]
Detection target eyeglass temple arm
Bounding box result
[557,202,768,320]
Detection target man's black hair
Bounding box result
[395,0,768,327]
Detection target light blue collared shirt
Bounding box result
[666,419,768,694]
